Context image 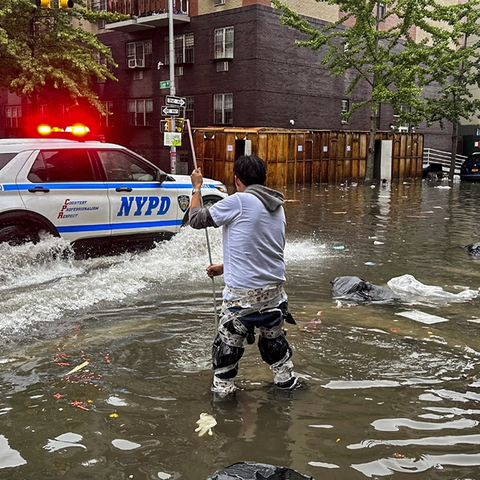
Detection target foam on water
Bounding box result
[0,227,326,336]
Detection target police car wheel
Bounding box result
[0,224,41,246]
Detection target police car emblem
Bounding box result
[178,195,190,212]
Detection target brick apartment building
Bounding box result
[1,0,456,174]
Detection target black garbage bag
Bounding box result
[205,462,315,479]
[464,242,480,258]
[331,276,400,303]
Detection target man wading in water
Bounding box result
[189,155,298,396]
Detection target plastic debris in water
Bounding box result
[195,413,217,437]
[71,400,89,411]
[395,310,449,325]
[364,262,376,266]
[66,360,89,375]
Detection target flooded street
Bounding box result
[1,179,480,480]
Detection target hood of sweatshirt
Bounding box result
[244,184,284,212]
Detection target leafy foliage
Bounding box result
[0,0,128,113]
[271,0,480,179]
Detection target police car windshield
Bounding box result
[0,153,17,171]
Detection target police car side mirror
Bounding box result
[156,171,168,183]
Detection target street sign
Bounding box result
[161,106,180,116]
[159,81,171,89]
[166,95,186,107]
[164,132,182,147]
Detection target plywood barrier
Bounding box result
[192,127,423,186]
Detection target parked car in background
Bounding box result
[460,152,480,181]
[0,125,228,256]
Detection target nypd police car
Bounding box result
[0,130,227,255]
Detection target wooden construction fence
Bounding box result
[192,127,424,186]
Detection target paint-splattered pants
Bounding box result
[211,284,296,395]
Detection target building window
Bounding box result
[128,99,153,126]
[126,40,152,69]
[5,106,22,129]
[37,104,48,117]
[185,96,194,124]
[214,93,233,125]
[165,33,194,64]
[133,70,144,80]
[100,101,114,128]
[214,0,225,6]
[92,0,107,28]
[174,65,184,76]
[214,26,234,60]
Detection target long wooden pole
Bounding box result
[186,119,218,330]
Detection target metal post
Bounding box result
[168,0,176,173]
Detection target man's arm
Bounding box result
[189,168,218,229]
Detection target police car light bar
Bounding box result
[35,123,103,141]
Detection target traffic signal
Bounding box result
[59,0,74,7]
[160,119,171,132]
[175,118,185,132]
[36,0,51,7]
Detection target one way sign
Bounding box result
[166,95,186,107]
[161,106,180,116]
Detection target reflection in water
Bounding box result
[0,180,480,479]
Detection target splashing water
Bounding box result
[0,227,327,337]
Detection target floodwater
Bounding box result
[1,179,480,480]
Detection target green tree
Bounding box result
[0,0,127,115]
[271,0,480,182]
[423,4,480,179]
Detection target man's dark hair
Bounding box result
[233,155,267,186]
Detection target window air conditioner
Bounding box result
[127,58,137,68]
[136,58,144,68]
[217,61,229,72]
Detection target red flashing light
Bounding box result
[37,124,53,135]
[66,124,90,137]
[32,122,102,141]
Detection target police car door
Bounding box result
[95,149,180,239]
[18,148,110,242]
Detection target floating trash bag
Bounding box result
[387,274,478,305]
[464,242,480,258]
[331,276,399,303]
[205,462,315,479]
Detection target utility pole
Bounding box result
[168,0,176,173]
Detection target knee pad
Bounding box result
[212,334,244,374]
[258,335,292,366]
